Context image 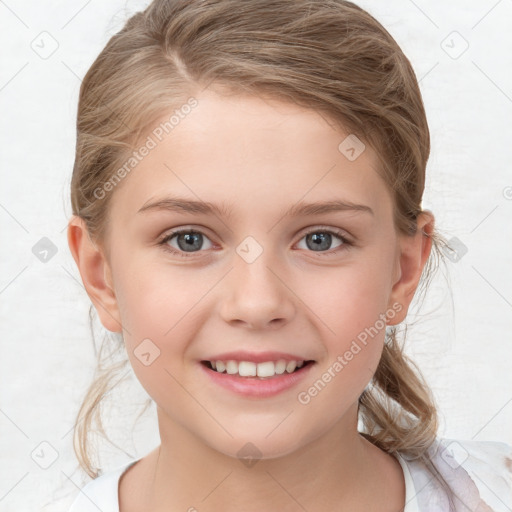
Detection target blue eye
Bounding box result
[158,227,352,258]
[159,229,213,257]
[297,228,350,253]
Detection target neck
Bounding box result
[138,403,404,512]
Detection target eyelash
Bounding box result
[157,226,353,258]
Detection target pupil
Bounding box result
[178,232,202,251]
[308,232,331,251]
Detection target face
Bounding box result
[81,88,416,460]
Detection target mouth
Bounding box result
[200,359,315,378]
[199,358,316,398]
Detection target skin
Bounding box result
[68,87,434,512]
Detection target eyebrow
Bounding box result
[137,196,374,219]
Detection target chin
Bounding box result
[199,421,315,463]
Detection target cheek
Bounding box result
[295,285,386,425]
[305,251,394,340]
[113,254,213,340]
[110,256,202,387]
[296,252,393,397]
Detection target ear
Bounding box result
[67,215,123,333]
[386,211,434,325]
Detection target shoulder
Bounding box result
[67,460,138,512]
[399,437,512,511]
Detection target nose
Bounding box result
[219,251,296,331]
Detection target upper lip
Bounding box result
[201,351,314,364]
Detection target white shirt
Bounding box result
[67,437,512,511]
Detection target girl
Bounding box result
[66,0,512,511]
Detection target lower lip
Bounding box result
[199,361,315,398]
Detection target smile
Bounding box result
[199,359,316,398]
[203,359,313,378]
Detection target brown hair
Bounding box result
[69,0,452,499]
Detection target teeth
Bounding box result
[274,360,286,374]
[238,361,256,377]
[225,360,238,375]
[286,361,297,373]
[257,361,275,378]
[209,359,307,377]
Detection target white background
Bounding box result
[1,0,511,510]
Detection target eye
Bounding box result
[158,226,352,258]
[295,227,352,256]
[158,228,214,257]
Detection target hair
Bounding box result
[69,0,454,504]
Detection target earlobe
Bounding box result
[67,215,123,333]
[386,211,434,325]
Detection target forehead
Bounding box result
[108,89,393,224]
